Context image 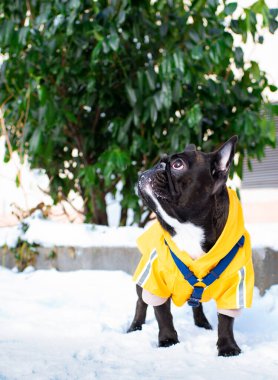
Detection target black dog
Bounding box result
[128,136,254,357]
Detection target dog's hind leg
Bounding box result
[127,285,148,333]
[154,299,179,347]
[192,303,212,330]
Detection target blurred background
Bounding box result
[0,0,277,229]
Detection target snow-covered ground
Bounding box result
[0,267,277,380]
[0,213,278,251]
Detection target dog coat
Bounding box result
[133,188,254,309]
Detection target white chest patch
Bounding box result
[145,185,205,260]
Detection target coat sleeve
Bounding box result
[133,222,171,298]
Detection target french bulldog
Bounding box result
[128,136,252,357]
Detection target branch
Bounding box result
[92,106,100,134]
[139,209,153,227]
[38,185,84,216]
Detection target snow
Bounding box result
[0,267,277,380]
[247,223,278,250]
[1,213,278,251]
[0,212,143,249]
[0,137,52,219]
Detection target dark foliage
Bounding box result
[0,0,277,225]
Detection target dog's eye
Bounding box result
[171,159,184,170]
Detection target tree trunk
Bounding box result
[90,188,108,225]
[79,183,108,225]
[120,207,128,226]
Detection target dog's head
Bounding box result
[138,136,238,232]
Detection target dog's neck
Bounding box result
[151,187,229,260]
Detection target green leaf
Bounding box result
[125,84,137,106]
[117,10,126,25]
[224,2,237,15]
[237,155,244,179]
[109,33,120,51]
[79,165,97,186]
[3,149,11,163]
[269,85,277,92]
[18,27,29,46]
[93,31,104,42]
[102,39,110,54]
[38,86,47,106]
[29,129,42,154]
[64,110,78,123]
[250,0,266,14]
[188,31,200,44]
[3,20,14,45]
[136,71,145,95]
[187,104,202,131]
[146,69,156,91]
[161,82,172,109]
[91,41,102,64]
[234,46,244,68]
[15,172,20,188]
[150,102,157,123]
[87,78,96,92]
[170,133,179,151]
[269,15,278,34]
[192,0,206,12]
[160,58,172,76]
[173,80,182,102]
[70,0,81,9]
[250,61,260,81]
[133,106,141,126]
[191,45,203,60]
[45,101,56,126]
[154,92,162,110]
[173,51,184,73]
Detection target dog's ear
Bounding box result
[185,144,196,152]
[211,136,238,194]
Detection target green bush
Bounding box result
[0,0,277,225]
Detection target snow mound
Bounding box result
[0,216,278,250]
[0,215,142,248]
[0,268,277,379]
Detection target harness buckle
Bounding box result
[188,297,200,307]
[188,286,204,308]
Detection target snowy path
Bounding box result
[0,267,277,380]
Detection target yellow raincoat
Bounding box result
[133,188,254,309]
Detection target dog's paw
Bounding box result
[126,323,143,333]
[218,346,241,357]
[217,339,241,357]
[159,338,179,348]
[195,319,213,330]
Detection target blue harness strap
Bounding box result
[165,235,245,307]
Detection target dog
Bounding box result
[127,136,254,357]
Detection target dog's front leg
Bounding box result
[154,299,179,347]
[127,285,148,332]
[217,313,241,356]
